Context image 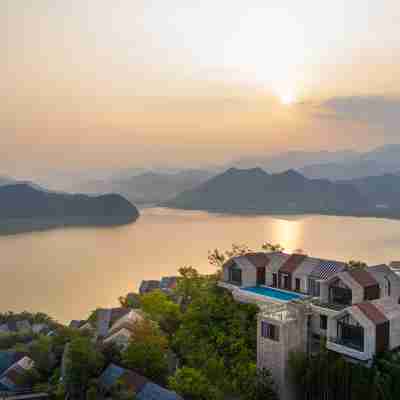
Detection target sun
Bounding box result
[280,92,296,105]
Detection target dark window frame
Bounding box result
[295,278,301,292]
[320,315,328,330]
[261,321,280,341]
[272,273,278,288]
[229,267,242,286]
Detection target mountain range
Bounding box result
[0,184,139,234]
[69,170,214,205]
[231,144,400,180]
[162,167,400,219]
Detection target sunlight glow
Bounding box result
[272,218,303,252]
[280,92,296,105]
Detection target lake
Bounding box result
[1,207,400,323]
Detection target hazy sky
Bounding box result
[2,1,400,177]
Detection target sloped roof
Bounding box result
[279,254,307,274]
[160,277,178,290]
[69,320,86,329]
[0,352,26,376]
[309,260,346,280]
[137,382,183,400]
[99,363,125,389]
[356,302,388,325]
[99,364,180,398]
[110,308,132,326]
[348,269,378,288]
[245,253,270,269]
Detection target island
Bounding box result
[0,183,140,235]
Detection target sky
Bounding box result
[2,1,400,178]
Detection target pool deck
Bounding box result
[218,281,308,305]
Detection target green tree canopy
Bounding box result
[64,337,105,399]
[262,242,285,252]
[141,290,182,336]
[122,319,169,384]
[168,367,222,400]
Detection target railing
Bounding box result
[328,336,364,352]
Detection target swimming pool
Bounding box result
[242,286,303,302]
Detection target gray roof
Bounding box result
[309,260,346,280]
[137,382,182,400]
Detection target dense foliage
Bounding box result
[122,319,169,384]
[289,348,400,400]
[168,267,277,400]
[64,337,105,399]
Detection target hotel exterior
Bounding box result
[219,252,400,400]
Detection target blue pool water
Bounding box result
[242,286,303,301]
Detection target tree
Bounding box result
[347,260,368,270]
[168,367,222,400]
[176,266,215,309]
[119,293,141,309]
[64,337,105,399]
[28,336,54,379]
[86,385,98,400]
[123,319,169,383]
[173,279,259,398]
[141,290,182,335]
[232,363,278,400]
[262,242,285,252]
[208,244,253,269]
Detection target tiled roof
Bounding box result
[356,302,388,325]
[121,370,148,393]
[245,253,270,269]
[69,320,86,329]
[0,352,26,376]
[137,382,183,400]
[279,254,307,274]
[160,277,178,290]
[99,363,125,389]
[110,308,132,326]
[104,322,136,340]
[348,269,378,288]
[309,260,346,280]
[99,364,180,399]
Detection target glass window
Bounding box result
[320,315,328,330]
[261,321,280,341]
[230,267,242,285]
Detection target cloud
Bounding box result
[314,96,400,135]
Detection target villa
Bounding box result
[219,251,400,400]
[95,307,143,349]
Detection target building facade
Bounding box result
[219,252,400,400]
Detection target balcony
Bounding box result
[328,336,363,352]
[327,336,370,361]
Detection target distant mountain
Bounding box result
[162,168,370,215]
[231,150,358,172]
[300,144,400,180]
[73,170,214,205]
[0,184,139,234]
[0,176,16,186]
[341,174,400,209]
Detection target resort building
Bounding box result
[95,308,143,349]
[219,252,400,400]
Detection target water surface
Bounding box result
[1,208,400,323]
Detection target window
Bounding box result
[385,277,391,297]
[283,274,290,290]
[295,278,301,292]
[229,267,242,285]
[272,273,277,288]
[308,279,320,297]
[320,315,328,330]
[261,321,280,341]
